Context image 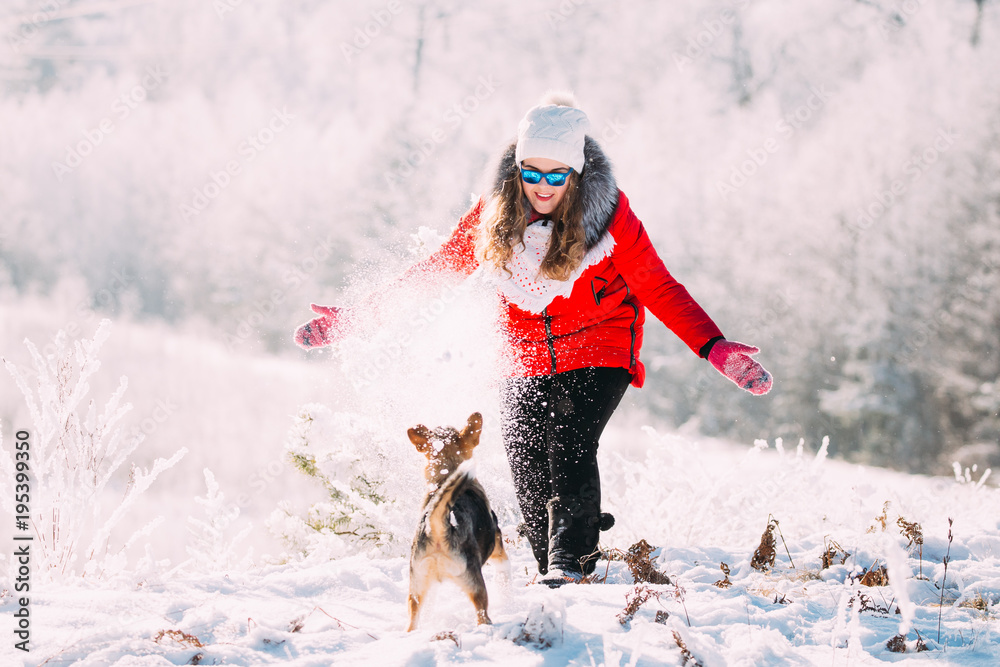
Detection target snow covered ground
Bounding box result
[6,425,999,666]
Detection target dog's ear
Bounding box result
[460,412,483,448]
[408,425,433,452]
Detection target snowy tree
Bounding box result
[1,320,186,580]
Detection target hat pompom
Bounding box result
[540,90,579,108]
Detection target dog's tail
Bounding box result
[423,459,477,546]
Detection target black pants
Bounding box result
[500,366,631,572]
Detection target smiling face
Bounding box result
[520,157,572,216]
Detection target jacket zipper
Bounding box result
[625,285,638,369]
[543,306,557,374]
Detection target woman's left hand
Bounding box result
[708,340,773,395]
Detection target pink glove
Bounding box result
[294,304,350,349]
[708,340,773,395]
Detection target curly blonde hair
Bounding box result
[476,170,586,281]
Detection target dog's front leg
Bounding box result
[406,564,428,633]
[406,591,422,632]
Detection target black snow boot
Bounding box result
[542,495,604,586]
[516,519,550,575]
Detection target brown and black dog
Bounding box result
[406,412,509,632]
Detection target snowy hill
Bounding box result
[6,424,999,666]
[2,0,1000,471]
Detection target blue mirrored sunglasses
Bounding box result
[520,167,573,187]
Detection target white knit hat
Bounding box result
[515,97,591,173]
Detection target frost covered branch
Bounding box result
[1,320,187,580]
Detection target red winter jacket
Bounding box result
[407,140,722,388]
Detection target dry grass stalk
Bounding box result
[850,592,890,615]
[938,518,954,643]
[958,592,991,612]
[512,626,551,648]
[154,629,205,648]
[886,632,929,653]
[714,562,732,589]
[286,606,377,639]
[578,572,606,584]
[751,518,778,571]
[821,537,850,569]
[896,516,923,548]
[897,515,925,576]
[617,585,664,626]
[773,517,795,568]
[602,540,672,585]
[511,603,563,649]
[886,634,906,653]
[672,631,704,667]
[432,631,460,646]
[858,561,890,587]
[672,582,692,627]
[867,501,891,533]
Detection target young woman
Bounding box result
[295,95,772,586]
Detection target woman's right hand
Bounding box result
[294,303,349,349]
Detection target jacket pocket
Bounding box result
[591,277,609,305]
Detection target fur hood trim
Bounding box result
[491,136,619,250]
